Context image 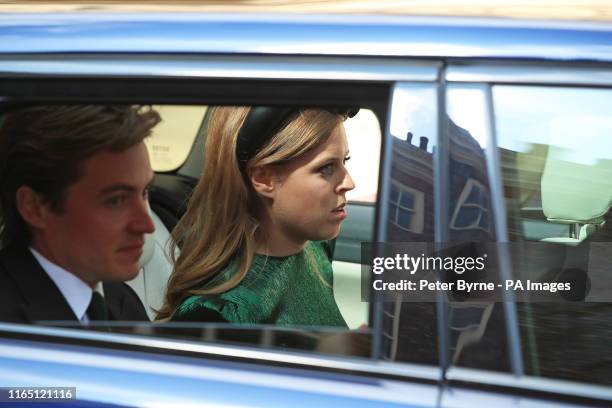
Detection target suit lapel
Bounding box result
[0,246,79,322]
[103,283,124,321]
[102,282,149,322]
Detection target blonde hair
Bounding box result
[156,107,341,320]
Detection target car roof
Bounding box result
[1,11,612,64]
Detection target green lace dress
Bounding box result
[172,241,347,327]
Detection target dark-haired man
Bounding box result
[0,105,160,324]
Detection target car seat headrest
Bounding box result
[541,146,612,224]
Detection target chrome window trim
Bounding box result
[447,64,612,86]
[446,366,612,402]
[369,82,399,359]
[482,83,524,376]
[435,66,451,376]
[0,55,440,82]
[0,323,439,381]
[444,83,524,376]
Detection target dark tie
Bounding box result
[86,292,108,321]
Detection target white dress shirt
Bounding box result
[29,247,93,323]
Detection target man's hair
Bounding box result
[0,104,161,247]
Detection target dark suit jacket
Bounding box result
[0,246,149,324]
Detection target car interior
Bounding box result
[123,104,378,326]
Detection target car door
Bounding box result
[0,11,446,406]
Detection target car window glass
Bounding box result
[444,84,507,373]
[379,83,440,364]
[0,102,381,362]
[145,105,380,358]
[145,105,207,172]
[344,109,380,204]
[332,109,380,329]
[495,85,612,386]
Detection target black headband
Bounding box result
[235,106,359,176]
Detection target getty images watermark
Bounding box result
[360,242,611,302]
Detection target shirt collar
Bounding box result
[29,247,93,322]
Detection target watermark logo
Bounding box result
[362,242,599,302]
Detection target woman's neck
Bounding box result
[255,220,306,257]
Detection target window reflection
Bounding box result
[495,85,612,386]
[382,83,505,370]
[389,181,424,234]
[451,179,490,232]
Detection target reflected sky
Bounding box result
[390,83,437,152]
[447,85,489,149]
[494,85,612,165]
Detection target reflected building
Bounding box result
[386,118,494,243]
[382,118,507,372]
[386,132,433,242]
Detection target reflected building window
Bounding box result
[451,178,490,232]
[388,182,424,233]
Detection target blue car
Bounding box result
[0,3,611,407]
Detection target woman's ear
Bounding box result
[250,166,276,199]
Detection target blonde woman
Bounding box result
[157,106,357,326]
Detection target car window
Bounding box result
[145,104,381,353]
[377,83,440,364]
[0,100,382,359]
[379,83,505,369]
[143,105,380,331]
[145,105,207,172]
[495,85,612,386]
[376,80,612,386]
[330,109,380,329]
[375,84,494,368]
[444,84,507,372]
[344,109,381,204]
